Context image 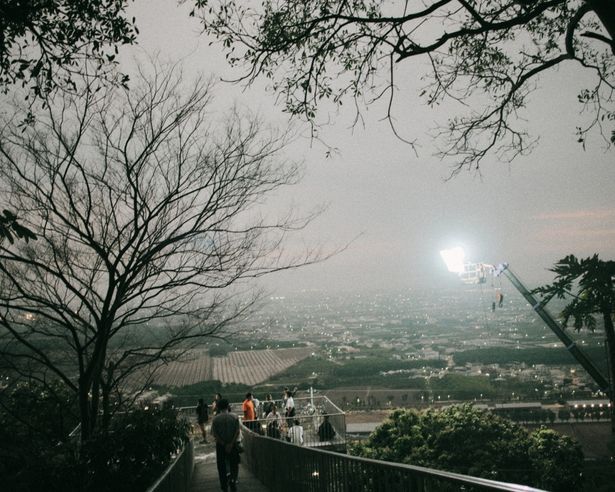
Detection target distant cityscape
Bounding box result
[163,284,608,409]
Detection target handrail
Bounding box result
[145,439,194,492]
[240,426,547,492]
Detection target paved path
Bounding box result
[190,441,268,492]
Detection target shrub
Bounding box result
[0,382,190,492]
[80,406,190,492]
[350,404,584,490]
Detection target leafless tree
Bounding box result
[0,62,321,442]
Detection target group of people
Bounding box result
[241,388,297,434]
[241,388,336,445]
[195,387,336,492]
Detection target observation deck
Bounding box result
[151,395,546,492]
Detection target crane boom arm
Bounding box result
[498,263,610,393]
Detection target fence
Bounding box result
[244,412,346,451]
[178,395,347,448]
[240,428,546,492]
[145,439,194,492]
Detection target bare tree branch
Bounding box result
[195,0,615,170]
[0,60,325,441]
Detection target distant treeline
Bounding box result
[331,358,446,377]
[208,339,307,357]
[265,355,445,390]
[453,346,607,371]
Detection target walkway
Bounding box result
[190,441,268,492]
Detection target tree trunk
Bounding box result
[78,380,92,442]
[78,329,110,444]
[101,366,113,432]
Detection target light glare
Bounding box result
[440,247,466,273]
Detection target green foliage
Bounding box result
[0,0,137,97]
[454,346,607,371]
[0,379,79,491]
[80,407,190,492]
[534,254,615,332]
[265,354,443,389]
[0,209,36,244]
[208,343,232,357]
[351,404,584,490]
[0,382,189,492]
[196,1,615,170]
[528,428,584,492]
[429,373,495,398]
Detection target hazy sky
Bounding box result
[126,1,615,295]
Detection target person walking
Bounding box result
[211,398,240,492]
[196,398,209,443]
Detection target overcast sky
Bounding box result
[126,1,615,295]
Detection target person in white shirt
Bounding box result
[265,405,284,438]
[287,419,304,445]
[252,396,261,419]
[284,389,295,418]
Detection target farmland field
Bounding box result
[154,347,313,387]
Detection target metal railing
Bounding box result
[178,395,347,448]
[145,439,194,492]
[240,428,546,492]
[244,412,346,450]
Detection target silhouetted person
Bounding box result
[318,415,336,441]
[212,392,222,416]
[211,399,240,492]
[196,398,209,443]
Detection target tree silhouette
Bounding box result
[0,61,321,442]
[194,0,615,171]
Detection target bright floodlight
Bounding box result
[440,247,466,274]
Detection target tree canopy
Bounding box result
[196,0,615,171]
[0,0,137,97]
[351,404,584,491]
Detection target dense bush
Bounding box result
[80,406,190,492]
[350,404,584,491]
[0,381,190,491]
[0,380,80,491]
